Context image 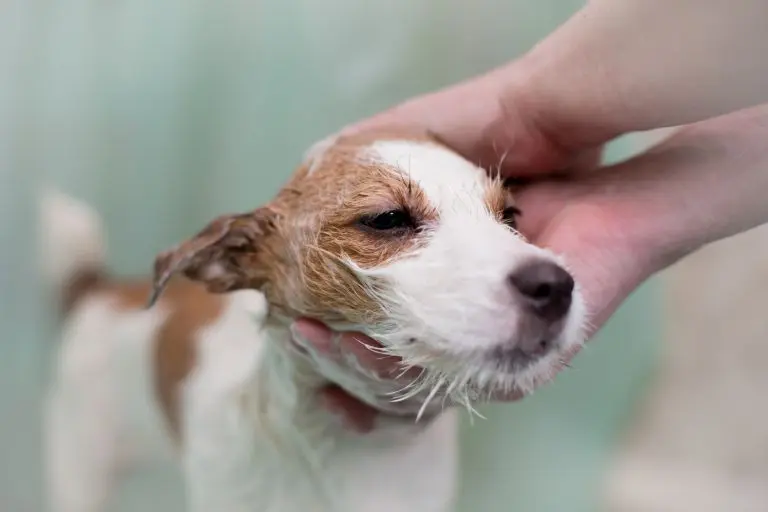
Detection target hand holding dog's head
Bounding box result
[150,128,586,406]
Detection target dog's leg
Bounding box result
[45,385,120,512]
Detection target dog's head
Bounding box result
[151,128,585,402]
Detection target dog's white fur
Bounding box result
[41,136,585,512]
[350,141,586,405]
[40,188,107,298]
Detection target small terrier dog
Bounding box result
[41,128,586,512]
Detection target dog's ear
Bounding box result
[147,208,276,307]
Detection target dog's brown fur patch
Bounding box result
[61,267,108,317]
[150,133,446,327]
[75,278,225,444]
[152,280,224,442]
[150,129,513,331]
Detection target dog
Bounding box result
[40,128,586,512]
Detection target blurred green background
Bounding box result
[0,0,659,510]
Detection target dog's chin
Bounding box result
[361,315,585,417]
[391,339,571,418]
[471,349,563,397]
[481,327,585,394]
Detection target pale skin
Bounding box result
[290,0,768,432]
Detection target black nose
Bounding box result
[509,260,574,322]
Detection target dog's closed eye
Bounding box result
[501,206,521,230]
[357,209,417,235]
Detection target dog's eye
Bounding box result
[501,206,521,229]
[359,210,415,232]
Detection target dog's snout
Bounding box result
[509,260,574,322]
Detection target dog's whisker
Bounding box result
[416,377,444,422]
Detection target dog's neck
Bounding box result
[235,292,426,450]
[241,317,331,433]
[194,292,448,510]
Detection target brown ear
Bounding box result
[147,208,276,307]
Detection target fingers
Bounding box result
[290,316,559,431]
[340,66,570,176]
[290,318,406,378]
[290,318,425,432]
[289,318,336,354]
[568,146,604,174]
[337,332,406,379]
[347,90,605,180]
[344,76,508,168]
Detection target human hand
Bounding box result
[287,50,634,433]
[291,167,653,432]
[288,56,613,433]
[289,0,768,431]
[343,57,606,178]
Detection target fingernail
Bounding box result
[290,320,332,352]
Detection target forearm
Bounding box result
[602,104,768,272]
[518,0,768,149]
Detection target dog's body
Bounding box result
[46,273,459,512]
[42,130,585,512]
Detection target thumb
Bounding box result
[343,65,593,177]
[535,203,651,339]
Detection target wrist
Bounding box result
[520,0,768,149]
[594,105,768,277]
[511,5,629,154]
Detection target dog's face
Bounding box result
[151,129,585,401]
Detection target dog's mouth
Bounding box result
[383,334,567,419]
[485,342,553,374]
